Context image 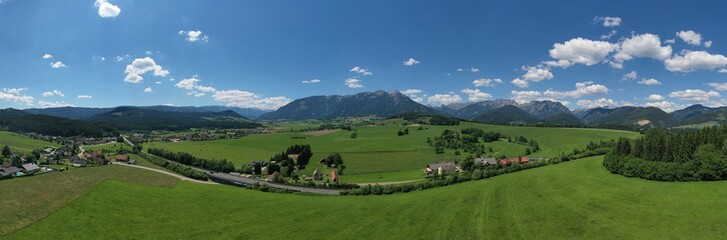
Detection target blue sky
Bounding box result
[1,0,727,111]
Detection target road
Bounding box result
[206,172,342,195]
[110,162,217,185]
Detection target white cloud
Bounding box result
[512,78,529,88]
[543,81,609,99]
[38,100,74,108]
[302,79,321,84]
[664,51,727,72]
[510,90,542,104]
[644,101,681,112]
[175,76,216,94]
[665,39,676,44]
[42,53,53,59]
[705,40,713,48]
[400,89,424,102]
[707,82,727,91]
[543,60,572,69]
[600,30,617,40]
[549,37,618,66]
[194,93,206,97]
[179,30,209,42]
[116,55,130,62]
[595,16,622,27]
[345,78,363,88]
[427,94,462,106]
[124,57,169,83]
[77,95,93,99]
[511,66,554,88]
[0,88,34,105]
[50,61,67,68]
[461,89,492,102]
[212,90,291,110]
[637,78,661,85]
[403,58,420,66]
[622,70,637,80]
[720,69,727,73]
[677,30,702,46]
[41,89,64,97]
[456,68,464,72]
[155,81,162,84]
[615,33,673,63]
[576,98,623,109]
[472,78,502,87]
[669,89,721,102]
[144,87,153,93]
[350,66,372,75]
[470,67,480,72]
[647,94,665,101]
[94,0,121,18]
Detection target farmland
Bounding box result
[146,121,640,182]
[5,156,727,239]
[0,131,58,154]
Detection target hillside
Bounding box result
[449,99,518,119]
[24,106,269,119]
[517,100,572,118]
[0,109,116,137]
[542,112,584,126]
[89,107,261,131]
[6,156,727,239]
[669,104,717,122]
[470,105,538,124]
[586,106,677,128]
[680,107,727,125]
[0,131,59,154]
[258,90,442,120]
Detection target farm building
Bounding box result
[426,162,460,175]
[72,157,88,167]
[499,156,529,166]
[22,163,40,173]
[312,168,323,181]
[115,155,130,162]
[0,167,22,177]
[475,158,497,166]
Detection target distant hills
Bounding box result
[0,109,116,137]
[24,105,269,119]
[258,90,441,120]
[87,107,261,131]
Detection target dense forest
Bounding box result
[604,127,727,181]
[0,109,116,137]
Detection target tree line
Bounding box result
[147,148,235,173]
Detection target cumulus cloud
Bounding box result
[124,57,169,83]
[42,53,53,59]
[600,30,617,40]
[510,90,542,104]
[615,33,673,63]
[576,98,624,109]
[427,94,462,106]
[705,40,713,48]
[470,68,480,72]
[77,95,93,99]
[669,89,721,102]
[178,30,209,42]
[194,93,206,97]
[549,37,618,66]
[400,89,424,102]
[720,69,727,73]
[94,0,121,18]
[302,79,321,84]
[212,90,291,110]
[677,30,702,46]
[403,58,420,66]
[116,55,130,62]
[707,82,727,91]
[461,89,492,102]
[345,78,364,88]
[511,66,554,88]
[511,79,529,88]
[622,71,637,80]
[472,78,502,87]
[664,51,727,72]
[41,89,64,97]
[647,94,665,101]
[350,66,372,75]
[0,88,34,105]
[543,60,572,69]
[175,76,216,94]
[144,87,152,93]
[50,61,67,68]
[594,16,622,27]
[543,81,609,99]
[638,78,661,85]
[38,100,74,108]
[644,101,681,112]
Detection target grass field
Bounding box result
[5,156,726,239]
[0,131,58,154]
[146,122,640,182]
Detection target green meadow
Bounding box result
[146,122,640,182]
[0,131,58,154]
[5,156,727,239]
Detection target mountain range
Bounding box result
[24,105,269,119]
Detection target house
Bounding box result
[250,160,268,168]
[312,168,323,181]
[168,137,181,143]
[498,156,529,166]
[72,157,88,167]
[115,154,130,162]
[22,163,40,173]
[475,158,497,166]
[426,162,459,175]
[265,172,280,182]
[0,167,21,177]
[330,169,338,182]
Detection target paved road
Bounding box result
[207,172,341,195]
[111,162,217,185]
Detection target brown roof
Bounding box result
[115,155,129,161]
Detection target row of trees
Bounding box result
[147,148,235,173]
[139,152,208,180]
[604,127,727,181]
